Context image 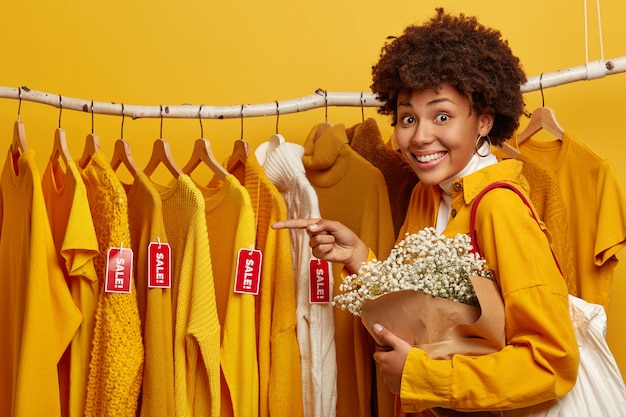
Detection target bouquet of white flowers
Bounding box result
[333,227,505,357]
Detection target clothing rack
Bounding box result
[1,56,625,120]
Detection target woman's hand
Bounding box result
[271,218,368,273]
[373,323,412,395]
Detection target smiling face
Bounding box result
[394,83,494,186]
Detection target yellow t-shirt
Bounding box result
[81,151,144,417]
[42,158,99,417]
[0,149,81,417]
[519,132,626,308]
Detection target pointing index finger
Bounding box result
[271,218,321,230]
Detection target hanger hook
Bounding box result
[240,104,244,140]
[90,100,95,134]
[198,104,204,138]
[160,105,164,138]
[539,72,546,107]
[58,94,63,129]
[360,91,365,122]
[275,100,280,134]
[17,86,23,121]
[120,103,125,139]
[324,90,328,124]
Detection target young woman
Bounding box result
[274,8,579,414]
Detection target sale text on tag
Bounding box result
[309,258,331,303]
[148,241,171,288]
[234,248,262,295]
[105,246,134,293]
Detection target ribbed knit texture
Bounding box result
[302,124,396,417]
[196,174,259,417]
[346,118,419,238]
[231,154,304,417]
[81,151,144,417]
[42,159,99,417]
[259,140,338,417]
[0,149,81,417]
[159,174,221,417]
[126,171,176,417]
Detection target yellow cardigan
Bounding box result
[398,159,579,413]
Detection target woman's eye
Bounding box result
[435,113,449,123]
[401,115,415,125]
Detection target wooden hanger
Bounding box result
[110,138,139,176]
[227,139,250,173]
[144,138,182,179]
[12,120,28,155]
[50,127,72,167]
[182,138,228,181]
[78,133,100,168]
[517,107,565,145]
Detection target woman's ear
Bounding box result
[478,113,494,136]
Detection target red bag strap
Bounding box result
[469,181,562,273]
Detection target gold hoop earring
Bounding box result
[475,134,492,158]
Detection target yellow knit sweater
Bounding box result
[81,151,144,417]
[159,174,221,417]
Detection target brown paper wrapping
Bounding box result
[360,275,505,359]
[360,276,506,416]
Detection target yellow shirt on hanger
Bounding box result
[126,171,176,417]
[0,149,81,417]
[42,158,99,417]
[519,132,626,308]
[236,155,304,417]
[196,174,259,417]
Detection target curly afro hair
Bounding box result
[371,8,527,144]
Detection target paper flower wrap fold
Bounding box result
[360,275,505,358]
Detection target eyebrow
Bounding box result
[397,97,455,108]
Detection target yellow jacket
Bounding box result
[398,159,579,412]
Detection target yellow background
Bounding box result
[2,0,625,376]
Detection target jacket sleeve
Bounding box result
[400,187,580,413]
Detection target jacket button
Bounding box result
[453,182,462,191]
[451,208,457,217]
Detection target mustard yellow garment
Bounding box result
[0,149,81,417]
[125,171,175,417]
[42,158,99,417]
[303,123,396,417]
[158,174,221,417]
[81,152,144,417]
[230,154,304,417]
[519,132,626,309]
[196,174,259,417]
[398,159,579,413]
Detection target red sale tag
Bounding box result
[234,248,262,295]
[309,259,331,303]
[148,241,171,288]
[105,247,134,293]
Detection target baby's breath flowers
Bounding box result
[332,227,493,316]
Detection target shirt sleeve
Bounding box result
[399,188,580,413]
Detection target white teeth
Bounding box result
[415,152,445,162]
